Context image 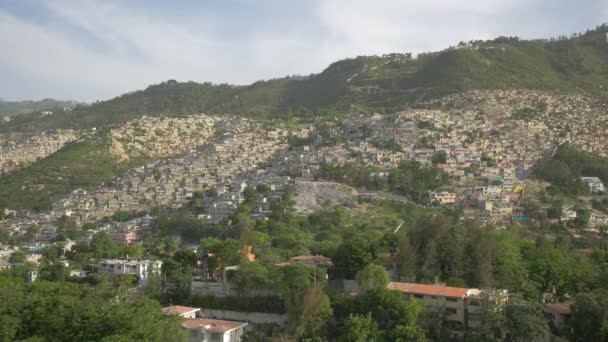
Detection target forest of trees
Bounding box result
[533,143,608,195]
[319,160,447,203]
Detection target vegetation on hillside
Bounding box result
[0,98,77,117]
[0,131,145,210]
[3,25,607,132]
[533,143,608,195]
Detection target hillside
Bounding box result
[0,98,78,117]
[2,24,607,132]
[0,131,141,210]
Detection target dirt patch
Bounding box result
[294,181,358,214]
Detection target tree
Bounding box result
[473,294,549,342]
[432,150,448,165]
[397,236,417,282]
[340,313,379,342]
[8,251,26,263]
[279,263,314,297]
[568,289,608,341]
[173,249,198,270]
[333,234,379,278]
[355,288,427,340]
[356,263,389,292]
[287,285,332,339]
[90,231,120,259]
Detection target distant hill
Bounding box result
[3,24,607,132]
[0,98,79,117]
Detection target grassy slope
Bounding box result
[0,132,144,210]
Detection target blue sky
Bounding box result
[0,0,606,102]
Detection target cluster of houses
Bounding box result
[1,117,295,241]
[0,129,79,174]
[1,90,607,244]
[109,114,219,160]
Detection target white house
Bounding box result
[581,177,605,193]
[181,318,247,342]
[97,258,162,285]
[429,191,457,205]
[161,305,201,319]
[161,306,248,342]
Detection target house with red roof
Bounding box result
[387,282,508,338]
[161,306,248,342]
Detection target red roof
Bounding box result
[181,318,248,332]
[387,282,469,298]
[161,305,200,316]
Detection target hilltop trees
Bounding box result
[0,274,185,342]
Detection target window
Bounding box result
[468,300,480,306]
[446,320,465,331]
[414,294,424,299]
[210,332,221,341]
[446,297,458,302]
[446,308,457,315]
[468,313,482,321]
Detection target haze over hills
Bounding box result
[0,98,79,117]
[2,24,607,132]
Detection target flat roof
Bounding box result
[181,318,247,333]
[161,305,200,316]
[387,282,470,298]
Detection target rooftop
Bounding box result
[161,305,200,316]
[387,282,471,298]
[181,318,247,333]
[544,302,572,315]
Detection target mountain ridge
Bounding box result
[2,24,607,132]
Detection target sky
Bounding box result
[0,0,606,102]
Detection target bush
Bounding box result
[187,295,286,314]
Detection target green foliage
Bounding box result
[188,295,285,314]
[388,160,447,203]
[340,313,380,342]
[0,275,185,341]
[152,211,223,242]
[8,251,26,264]
[533,143,608,195]
[0,132,143,210]
[471,293,549,342]
[568,289,608,341]
[91,231,121,259]
[5,26,608,133]
[337,288,427,341]
[431,150,447,165]
[355,263,389,292]
[0,98,77,117]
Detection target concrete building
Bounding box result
[97,259,162,285]
[110,231,141,245]
[387,282,508,337]
[161,305,202,319]
[582,177,605,193]
[181,318,248,342]
[429,191,457,205]
[162,305,248,342]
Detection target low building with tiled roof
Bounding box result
[387,282,508,338]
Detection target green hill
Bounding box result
[2,24,607,132]
[0,131,145,210]
[0,98,78,117]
